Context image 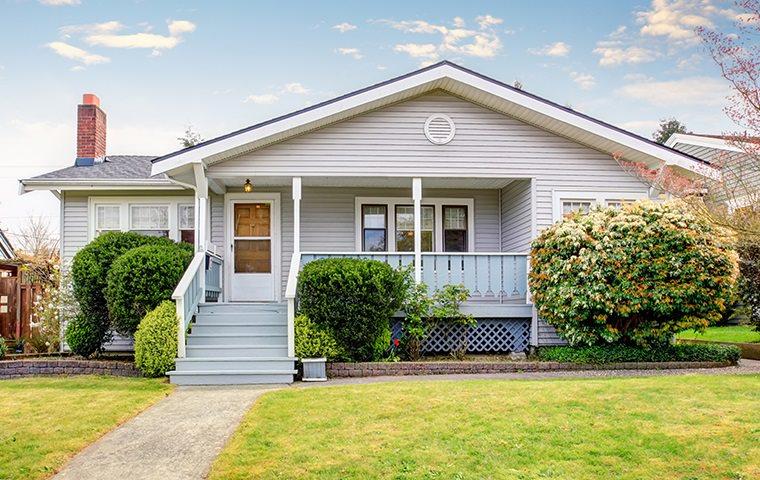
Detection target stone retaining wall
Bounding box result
[327,360,733,377]
[0,359,140,379]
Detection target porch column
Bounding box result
[412,177,422,283]
[192,163,209,254]
[292,177,302,254]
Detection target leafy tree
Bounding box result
[177,126,204,148]
[652,118,688,144]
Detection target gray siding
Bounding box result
[61,192,89,263]
[500,179,533,252]
[209,92,650,232]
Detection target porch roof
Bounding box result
[151,61,717,181]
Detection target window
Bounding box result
[605,199,634,209]
[362,205,387,252]
[561,200,592,217]
[443,206,468,252]
[129,205,170,237]
[395,205,434,252]
[178,204,195,244]
[95,205,120,236]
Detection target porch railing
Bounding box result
[173,249,224,358]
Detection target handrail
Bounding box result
[300,251,527,256]
[285,252,301,358]
[172,251,207,359]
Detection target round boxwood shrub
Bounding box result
[134,301,177,377]
[530,201,737,346]
[106,244,193,336]
[297,258,406,361]
[70,232,184,351]
[294,314,345,360]
[65,313,109,358]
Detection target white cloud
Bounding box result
[39,0,80,5]
[623,73,655,82]
[336,47,363,59]
[394,43,438,59]
[636,0,713,45]
[570,71,595,90]
[60,21,124,37]
[332,22,357,33]
[380,15,503,60]
[593,43,659,66]
[282,82,309,94]
[617,76,729,106]
[243,94,279,104]
[619,119,661,136]
[84,19,196,51]
[46,41,110,65]
[528,41,571,57]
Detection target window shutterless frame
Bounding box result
[442,205,469,252]
[361,204,387,252]
[395,204,434,252]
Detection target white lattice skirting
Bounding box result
[391,318,531,354]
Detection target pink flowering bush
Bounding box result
[530,201,737,346]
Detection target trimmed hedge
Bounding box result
[297,258,406,361]
[65,313,107,358]
[536,343,741,364]
[738,241,759,331]
[106,244,193,335]
[134,301,178,377]
[530,201,737,347]
[294,315,345,360]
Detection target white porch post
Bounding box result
[292,177,301,254]
[412,177,422,283]
[193,163,208,297]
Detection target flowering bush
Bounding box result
[28,265,78,353]
[530,201,737,346]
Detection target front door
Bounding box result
[229,198,278,301]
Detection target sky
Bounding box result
[0,0,747,245]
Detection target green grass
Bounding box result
[210,375,760,480]
[0,375,172,480]
[677,325,760,344]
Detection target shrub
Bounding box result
[71,232,183,350]
[65,313,109,358]
[294,315,345,360]
[0,336,6,359]
[134,301,178,377]
[297,258,406,361]
[106,244,193,335]
[530,201,737,347]
[737,241,760,331]
[536,343,741,364]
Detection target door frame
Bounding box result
[224,192,282,302]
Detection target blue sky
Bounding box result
[0,0,744,240]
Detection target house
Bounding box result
[20,61,715,384]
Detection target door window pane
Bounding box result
[395,205,434,252]
[95,205,120,235]
[130,205,169,237]
[362,205,387,252]
[235,203,270,237]
[443,206,468,252]
[234,239,271,273]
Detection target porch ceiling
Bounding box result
[215,175,515,190]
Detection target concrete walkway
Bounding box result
[53,385,280,480]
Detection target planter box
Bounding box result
[301,358,327,382]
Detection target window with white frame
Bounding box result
[90,197,194,242]
[356,197,474,252]
[553,191,646,222]
[95,205,121,236]
[178,204,195,244]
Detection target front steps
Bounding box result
[168,302,296,385]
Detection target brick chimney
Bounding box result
[75,93,106,166]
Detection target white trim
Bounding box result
[665,133,745,153]
[223,192,282,302]
[151,63,717,179]
[21,179,182,193]
[354,196,475,252]
[88,195,193,241]
[551,190,648,223]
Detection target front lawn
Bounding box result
[210,375,759,480]
[0,376,172,480]
[677,325,760,344]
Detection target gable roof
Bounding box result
[151,61,716,179]
[21,155,183,192]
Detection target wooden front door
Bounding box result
[229,200,277,301]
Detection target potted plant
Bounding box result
[295,315,342,382]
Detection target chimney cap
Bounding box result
[82,93,100,107]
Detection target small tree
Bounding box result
[530,201,737,346]
[177,126,204,148]
[652,118,689,144]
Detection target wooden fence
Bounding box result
[0,276,43,341]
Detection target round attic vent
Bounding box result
[424,114,456,145]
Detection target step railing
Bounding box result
[173,249,224,358]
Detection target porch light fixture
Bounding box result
[243,178,253,193]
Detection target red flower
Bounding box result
[393,338,400,347]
